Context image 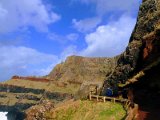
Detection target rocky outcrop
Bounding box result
[101,1,160,119]
[103,0,160,92]
[46,55,118,100]
[48,55,118,83]
[25,100,54,120]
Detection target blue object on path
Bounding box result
[106,88,113,96]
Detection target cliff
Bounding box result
[103,0,160,89]
[102,0,160,119]
[47,55,118,83]
[0,55,118,113]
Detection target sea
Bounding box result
[0,112,8,120]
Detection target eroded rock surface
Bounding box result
[48,55,118,83]
[103,0,160,91]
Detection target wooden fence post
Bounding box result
[89,92,92,100]
[103,97,106,102]
[113,98,115,103]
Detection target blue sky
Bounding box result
[0,0,142,81]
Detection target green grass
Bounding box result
[45,100,126,120]
[3,79,80,94]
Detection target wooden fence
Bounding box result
[88,92,138,120]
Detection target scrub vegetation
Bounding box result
[44,100,126,120]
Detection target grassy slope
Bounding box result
[45,100,126,120]
[2,79,80,94]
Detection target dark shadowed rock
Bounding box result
[102,0,160,93]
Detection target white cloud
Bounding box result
[60,45,78,61]
[0,44,79,81]
[48,33,79,42]
[72,0,141,33]
[72,17,101,32]
[78,0,141,16]
[36,63,56,76]
[0,46,59,81]
[66,33,79,41]
[0,0,61,33]
[48,33,65,42]
[80,15,136,57]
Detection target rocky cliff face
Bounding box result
[48,55,118,83]
[103,0,160,91]
[102,1,160,118]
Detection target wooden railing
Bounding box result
[89,94,127,103]
[88,92,138,120]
